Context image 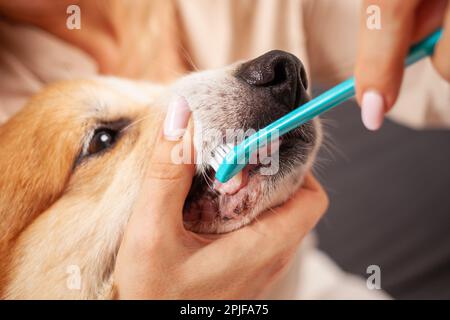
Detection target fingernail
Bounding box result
[361,90,385,131]
[164,96,191,141]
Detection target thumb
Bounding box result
[133,96,195,233]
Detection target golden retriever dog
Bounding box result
[0,50,322,299]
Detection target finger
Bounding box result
[132,96,195,233]
[355,0,420,131]
[432,3,450,82]
[183,174,328,294]
[412,0,448,42]
[256,173,328,240]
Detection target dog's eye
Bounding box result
[87,128,118,155]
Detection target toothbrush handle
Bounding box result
[217,28,443,183]
[405,28,443,66]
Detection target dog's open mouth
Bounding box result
[182,125,316,233]
[183,162,264,227]
[183,140,280,227]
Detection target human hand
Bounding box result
[113,98,329,299]
[355,0,450,130]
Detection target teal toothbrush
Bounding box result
[212,28,443,183]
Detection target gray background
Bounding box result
[314,99,450,299]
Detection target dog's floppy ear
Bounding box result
[0,104,79,253]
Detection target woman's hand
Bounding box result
[113,99,329,299]
[355,0,450,130]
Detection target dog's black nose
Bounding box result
[236,50,309,109]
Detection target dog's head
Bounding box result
[175,50,321,233]
[0,50,321,298]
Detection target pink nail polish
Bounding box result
[361,90,385,131]
[163,96,191,141]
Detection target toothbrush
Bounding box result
[210,28,443,183]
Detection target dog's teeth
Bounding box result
[209,144,234,172]
[214,170,245,195]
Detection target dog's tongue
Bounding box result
[214,168,249,195]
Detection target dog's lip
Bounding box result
[183,165,260,224]
[183,124,315,227]
[213,167,249,195]
[211,137,280,195]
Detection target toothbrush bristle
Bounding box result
[209,143,233,172]
[209,158,219,171]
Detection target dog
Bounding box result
[0,50,324,299]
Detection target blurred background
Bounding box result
[314,95,450,299]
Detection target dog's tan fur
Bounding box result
[0,79,165,298]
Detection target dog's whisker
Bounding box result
[121,114,153,132]
[201,167,219,195]
[160,66,188,78]
[268,207,281,217]
[178,43,200,72]
[201,170,214,190]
